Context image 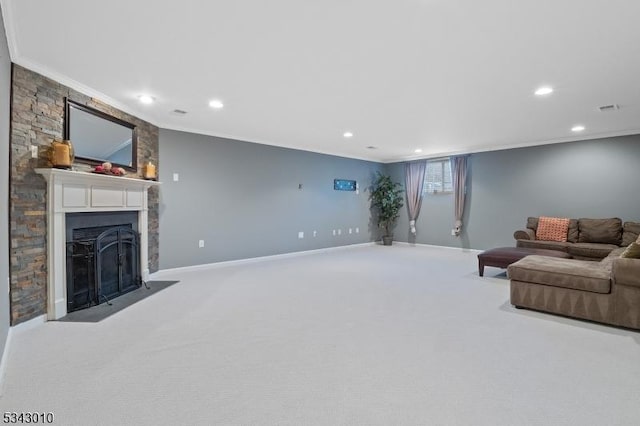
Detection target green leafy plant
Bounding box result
[370,172,404,239]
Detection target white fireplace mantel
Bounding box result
[35,168,161,320]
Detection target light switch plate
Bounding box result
[173,173,179,182]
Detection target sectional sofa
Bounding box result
[513,217,640,260]
[508,217,640,329]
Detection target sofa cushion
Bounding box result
[567,219,579,243]
[599,247,626,269]
[621,242,640,259]
[567,243,618,260]
[578,218,622,245]
[622,222,640,246]
[516,239,570,252]
[507,256,611,294]
[536,217,570,242]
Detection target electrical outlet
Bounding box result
[349,228,352,234]
[298,231,304,239]
[198,239,205,248]
[451,229,456,236]
[332,229,336,236]
[355,227,359,233]
[313,230,317,237]
[31,145,38,158]
[338,229,342,235]
[173,173,179,182]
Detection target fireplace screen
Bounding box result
[66,226,141,312]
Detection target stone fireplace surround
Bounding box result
[10,65,160,325]
[35,168,160,320]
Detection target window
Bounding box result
[424,158,452,194]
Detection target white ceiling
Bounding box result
[2,0,640,162]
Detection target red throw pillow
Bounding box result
[536,217,570,242]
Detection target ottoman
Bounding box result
[477,246,571,277]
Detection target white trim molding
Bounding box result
[35,168,160,320]
[152,242,376,277]
[0,314,47,396]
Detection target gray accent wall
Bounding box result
[0,7,11,367]
[387,135,640,250]
[159,129,383,269]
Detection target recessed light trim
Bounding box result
[343,132,354,138]
[209,100,224,109]
[138,95,155,104]
[571,125,585,132]
[534,86,553,96]
[414,149,423,153]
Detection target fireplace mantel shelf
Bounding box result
[35,167,160,320]
[35,168,162,188]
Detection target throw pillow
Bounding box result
[536,216,570,242]
[621,242,640,259]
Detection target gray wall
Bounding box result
[159,129,383,269]
[387,135,640,250]
[0,7,12,365]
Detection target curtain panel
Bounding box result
[404,161,426,234]
[452,155,469,236]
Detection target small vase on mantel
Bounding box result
[49,139,75,169]
[143,161,157,180]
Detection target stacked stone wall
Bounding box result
[10,65,159,324]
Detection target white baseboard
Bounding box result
[393,241,483,253]
[0,314,47,395]
[0,328,12,396]
[151,242,376,278]
[10,314,47,333]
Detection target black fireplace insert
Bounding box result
[66,224,141,312]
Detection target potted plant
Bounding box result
[370,172,404,245]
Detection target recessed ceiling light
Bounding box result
[138,95,155,104]
[534,87,553,96]
[414,149,423,153]
[571,125,585,132]
[343,132,354,138]
[209,100,224,109]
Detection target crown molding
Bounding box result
[158,123,381,163]
[13,56,159,126]
[382,128,640,164]
[0,0,19,61]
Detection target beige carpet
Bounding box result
[1,244,639,426]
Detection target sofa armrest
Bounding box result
[514,229,536,241]
[612,257,640,288]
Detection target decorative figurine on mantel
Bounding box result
[93,162,126,176]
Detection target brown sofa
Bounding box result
[508,247,640,330]
[513,217,640,260]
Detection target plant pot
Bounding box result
[382,236,393,246]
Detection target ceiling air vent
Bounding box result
[172,109,188,115]
[598,104,620,112]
